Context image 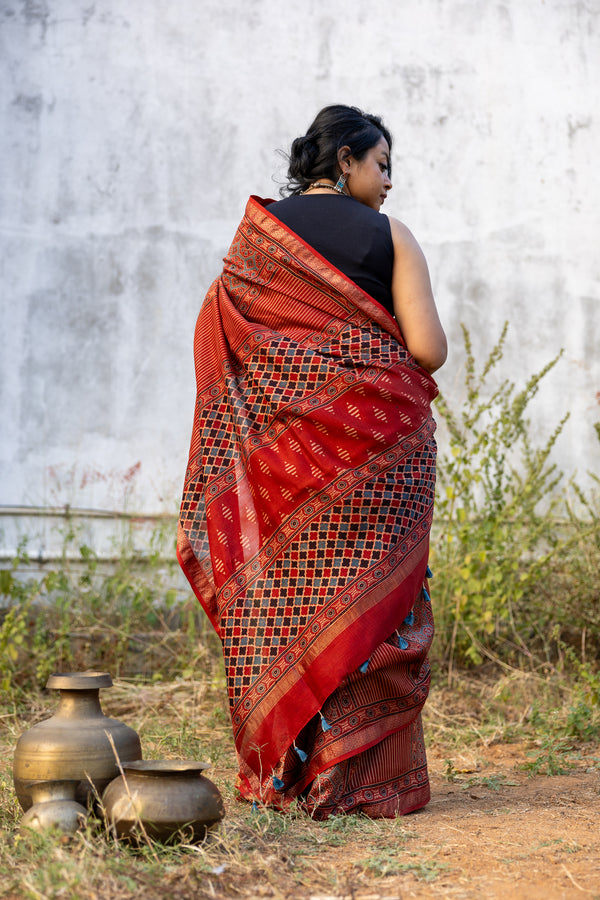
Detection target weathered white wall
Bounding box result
[1,0,599,556]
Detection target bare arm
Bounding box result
[388,216,447,374]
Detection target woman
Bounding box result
[178,105,447,819]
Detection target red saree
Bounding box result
[178,196,438,817]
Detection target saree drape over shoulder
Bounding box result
[178,196,438,818]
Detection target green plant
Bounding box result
[525,474,600,660]
[560,648,600,741]
[432,323,576,674]
[520,735,577,776]
[461,774,518,791]
[0,523,208,698]
[443,759,460,783]
[360,850,446,881]
[0,541,40,694]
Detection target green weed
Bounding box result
[443,759,461,783]
[520,736,577,776]
[432,323,599,676]
[0,524,208,700]
[360,849,446,881]
[462,774,518,791]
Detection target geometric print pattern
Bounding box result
[237,580,435,817]
[178,196,439,787]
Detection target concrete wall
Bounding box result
[1,0,599,557]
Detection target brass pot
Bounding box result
[102,759,225,842]
[13,671,142,811]
[20,779,88,835]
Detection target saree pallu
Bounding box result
[178,196,438,818]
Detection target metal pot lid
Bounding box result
[46,672,113,690]
[121,760,211,775]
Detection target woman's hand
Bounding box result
[388,217,447,374]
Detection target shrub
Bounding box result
[0,525,209,700]
[430,323,598,674]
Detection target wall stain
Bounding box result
[12,93,43,117]
[567,116,592,140]
[316,16,333,81]
[22,0,49,37]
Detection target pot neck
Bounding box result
[30,779,79,803]
[56,689,104,718]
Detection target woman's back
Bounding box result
[266,194,394,315]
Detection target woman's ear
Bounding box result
[337,145,352,172]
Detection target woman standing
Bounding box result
[178,105,447,818]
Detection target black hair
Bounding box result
[282,104,392,197]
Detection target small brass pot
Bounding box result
[13,671,142,811]
[20,779,88,835]
[102,760,225,842]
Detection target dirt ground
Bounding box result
[3,681,600,900]
[174,736,600,900]
[310,741,600,900]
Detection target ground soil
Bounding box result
[197,737,600,900]
[324,741,600,900]
[3,682,600,900]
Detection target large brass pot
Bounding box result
[102,759,225,842]
[13,671,142,811]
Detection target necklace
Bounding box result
[301,181,346,195]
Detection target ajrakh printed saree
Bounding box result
[178,196,438,818]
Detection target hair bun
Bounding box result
[288,134,319,178]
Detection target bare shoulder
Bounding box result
[386,215,426,257]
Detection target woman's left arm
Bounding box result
[388,216,447,374]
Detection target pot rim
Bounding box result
[46,671,113,690]
[120,759,211,776]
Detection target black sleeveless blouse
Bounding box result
[265,194,395,317]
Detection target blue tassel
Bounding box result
[398,635,409,650]
[295,745,308,763]
[404,610,414,626]
[251,801,259,812]
[358,658,370,673]
[320,713,332,732]
[423,587,431,603]
[426,565,433,579]
[272,775,285,791]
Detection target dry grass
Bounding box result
[2,664,600,900]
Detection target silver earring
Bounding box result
[334,171,348,193]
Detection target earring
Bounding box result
[334,170,348,193]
